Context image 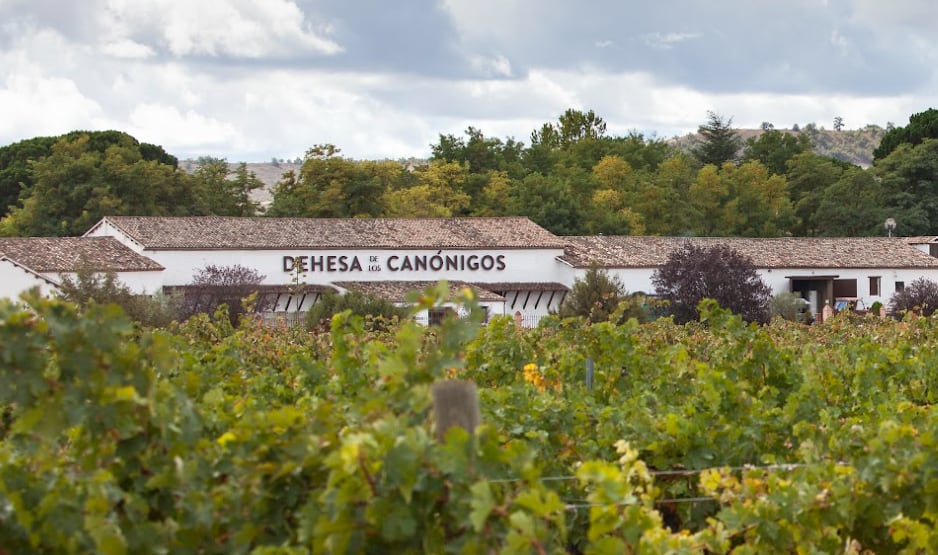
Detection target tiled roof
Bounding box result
[561,236,938,269]
[476,282,569,292]
[93,216,567,250]
[0,237,164,272]
[906,236,938,245]
[333,281,505,303]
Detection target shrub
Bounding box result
[889,277,938,316]
[652,242,772,324]
[57,268,181,327]
[181,264,271,326]
[770,292,811,323]
[556,267,626,323]
[306,289,407,331]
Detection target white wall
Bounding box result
[0,260,57,301]
[593,265,938,312]
[135,248,571,287]
[55,270,166,296]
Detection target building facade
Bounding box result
[1,216,937,323]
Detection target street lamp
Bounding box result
[885,218,896,238]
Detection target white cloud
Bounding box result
[640,32,702,50]
[0,71,105,140]
[99,0,341,58]
[99,38,155,59]
[126,103,240,152]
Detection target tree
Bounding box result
[833,116,844,131]
[784,152,850,236]
[814,167,889,236]
[720,161,796,237]
[556,267,626,323]
[181,264,270,326]
[890,277,938,316]
[873,108,938,161]
[651,243,772,324]
[0,131,176,221]
[191,158,263,216]
[874,138,938,235]
[1,134,193,236]
[266,144,395,218]
[743,129,813,176]
[692,111,742,167]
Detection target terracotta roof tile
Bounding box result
[0,237,163,272]
[561,236,938,269]
[333,280,505,303]
[96,216,566,250]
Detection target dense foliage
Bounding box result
[305,289,408,331]
[1,108,936,238]
[57,268,181,328]
[4,288,938,552]
[652,243,772,324]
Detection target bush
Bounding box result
[57,268,181,327]
[306,289,407,331]
[651,242,772,324]
[889,277,938,316]
[181,264,271,326]
[556,267,627,323]
[770,292,811,323]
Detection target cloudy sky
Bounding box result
[2,0,937,162]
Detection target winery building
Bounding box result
[0,215,936,324]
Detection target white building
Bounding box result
[1,216,937,323]
[561,235,938,315]
[0,236,164,302]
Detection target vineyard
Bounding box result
[2,284,938,553]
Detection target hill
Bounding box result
[669,124,887,168]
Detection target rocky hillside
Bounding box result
[670,124,887,168]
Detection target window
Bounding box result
[428,307,454,326]
[896,281,905,293]
[869,276,881,296]
[930,244,938,258]
[833,279,857,298]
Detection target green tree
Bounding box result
[556,267,626,323]
[0,134,192,236]
[720,161,795,237]
[784,152,850,236]
[687,164,728,236]
[508,173,585,235]
[743,129,813,176]
[692,111,743,167]
[267,144,392,218]
[191,158,263,216]
[874,139,938,235]
[0,131,178,224]
[814,167,889,236]
[873,108,938,160]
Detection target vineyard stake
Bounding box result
[585,358,594,391]
[432,380,481,443]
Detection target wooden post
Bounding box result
[821,301,833,323]
[431,380,481,443]
[514,310,523,331]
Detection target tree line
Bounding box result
[3,108,938,237]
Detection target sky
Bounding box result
[1,0,937,162]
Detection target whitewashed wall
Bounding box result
[127,248,571,288]
[590,266,938,312]
[0,260,58,301]
[54,270,167,296]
